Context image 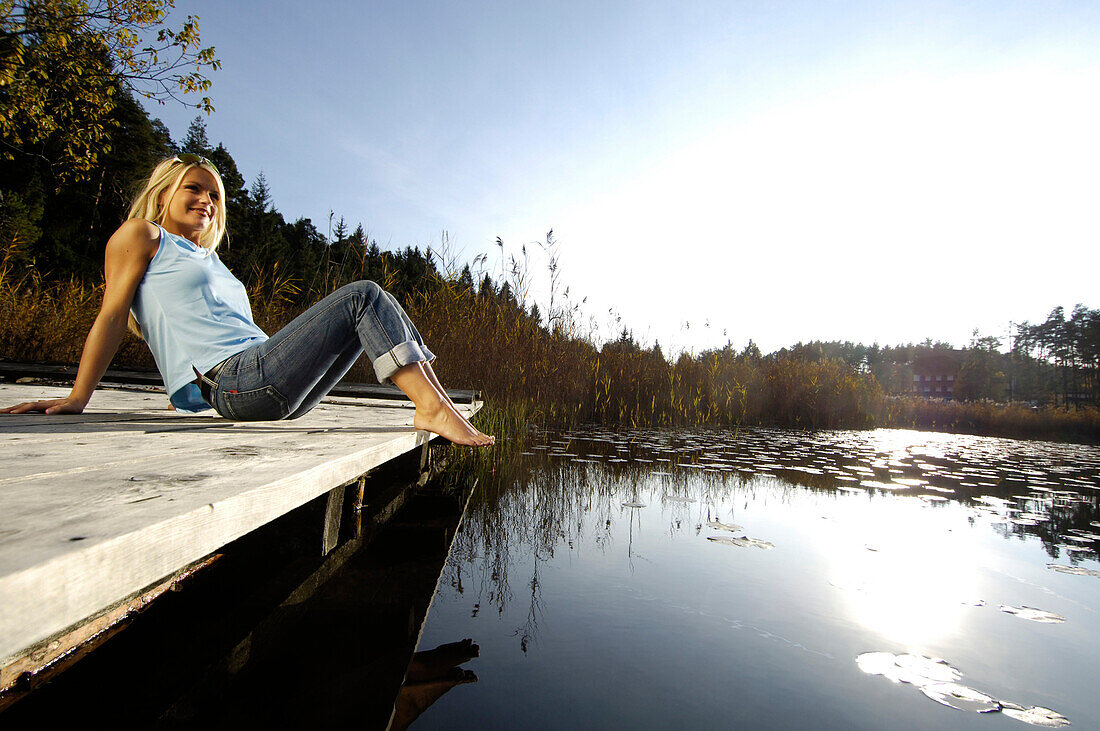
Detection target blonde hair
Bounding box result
[126,156,229,338]
[128,156,228,250]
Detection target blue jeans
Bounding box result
[206,281,435,421]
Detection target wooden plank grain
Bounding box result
[0,430,428,662]
[0,402,443,570]
[0,404,416,482]
[0,362,480,403]
[0,383,483,669]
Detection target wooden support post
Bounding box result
[352,475,367,540]
[321,485,345,556]
[417,443,431,487]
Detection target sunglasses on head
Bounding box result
[174,153,219,174]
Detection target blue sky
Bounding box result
[149,1,1100,354]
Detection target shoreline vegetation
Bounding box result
[2,103,1097,445]
[2,247,1098,446]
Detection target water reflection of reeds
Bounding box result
[441,426,1100,627]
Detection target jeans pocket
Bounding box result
[217,385,290,421]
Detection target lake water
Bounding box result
[411,427,1100,729]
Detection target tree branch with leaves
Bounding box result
[0,0,219,184]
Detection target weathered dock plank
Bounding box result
[0,362,480,403]
[0,383,480,673]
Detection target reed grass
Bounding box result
[883,397,1100,443]
[2,246,1098,444]
[435,401,540,493]
[0,243,152,367]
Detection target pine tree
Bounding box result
[181,116,212,155]
[458,264,475,294]
[250,172,272,213]
[478,273,495,299]
[332,216,348,243]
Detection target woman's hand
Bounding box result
[0,396,88,415]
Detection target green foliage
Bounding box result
[0,184,41,254]
[1012,305,1100,407]
[0,0,218,184]
[954,331,1006,401]
[1,89,175,273]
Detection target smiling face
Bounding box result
[159,167,221,244]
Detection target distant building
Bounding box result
[910,351,963,400]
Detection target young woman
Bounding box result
[0,155,494,447]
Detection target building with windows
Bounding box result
[910,351,963,400]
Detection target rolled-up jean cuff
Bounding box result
[372,340,437,383]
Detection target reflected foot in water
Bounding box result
[391,640,480,730]
[406,638,480,681]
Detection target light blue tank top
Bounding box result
[130,223,269,413]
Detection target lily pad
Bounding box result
[1001,704,1072,727]
[861,480,902,490]
[919,682,1001,713]
[1058,544,1095,554]
[855,652,962,686]
[1047,564,1100,578]
[1000,605,1065,623]
[621,501,646,508]
[855,651,899,678]
[706,520,742,532]
[854,652,1072,722]
[707,536,774,549]
[924,485,956,494]
[893,654,963,684]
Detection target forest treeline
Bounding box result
[773,307,1100,409]
[1,78,1098,441]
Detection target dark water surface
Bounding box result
[413,427,1100,729]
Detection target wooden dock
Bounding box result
[0,379,481,701]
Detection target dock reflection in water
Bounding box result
[414,427,1100,729]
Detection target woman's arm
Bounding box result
[0,220,159,415]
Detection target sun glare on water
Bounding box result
[826,497,986,650]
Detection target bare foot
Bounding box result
[413,400,495,446]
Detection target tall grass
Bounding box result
[2,237,1097,444]
[884,397,1100,443]
[0,238,149,367]
[409,275,1098,443]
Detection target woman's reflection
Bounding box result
[391,639,480,729]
